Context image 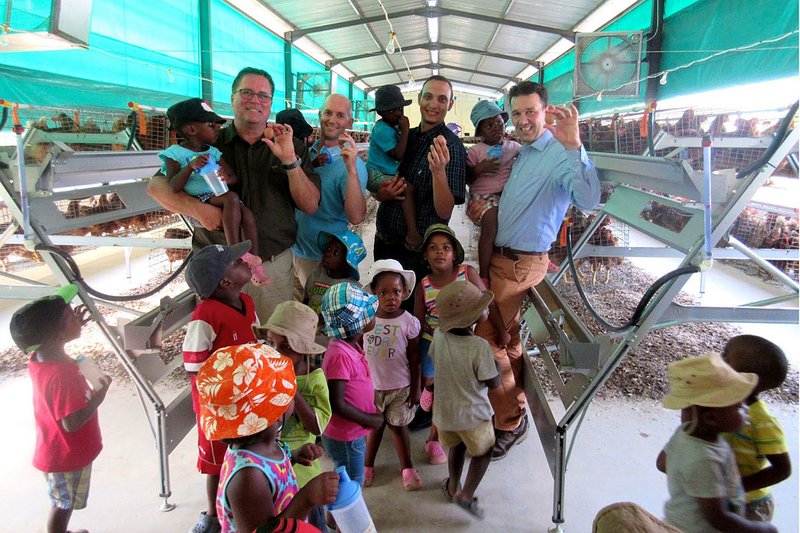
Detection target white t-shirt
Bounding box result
[430,330,498,431]
[363,311,421,390]
[663,423,745,533]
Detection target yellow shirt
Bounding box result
[723,399,788,501]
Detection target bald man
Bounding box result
[291,94,368,290]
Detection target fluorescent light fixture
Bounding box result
[427,0,438,6]
[535,38,573,66]
[427,17,438,43]
[225,1,374,89]
[508,0,636,85]
[431,49,439,64]
[432,67,439,75]
[225,0,292,34]
[573,0,639,32]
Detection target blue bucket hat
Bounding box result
[320,282,378,340]
[470,100,508,130]
[318,230,367,281]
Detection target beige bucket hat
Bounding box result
[253,301,326,355]
[662,352,757,410]
[436,280,494,332]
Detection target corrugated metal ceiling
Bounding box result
[264,0,629,95]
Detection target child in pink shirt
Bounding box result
[320,282,383,490]
[362,260,422,491]
[466,100,521,285]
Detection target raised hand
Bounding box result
[543,103,582,151]
[262,123,298,165]
[339,132,358,171]
[427,135,450,175]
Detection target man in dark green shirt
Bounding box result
[148,67,321,320]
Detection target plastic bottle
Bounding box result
[75,355,105,391]
[195,158,228,196]
[326,466,376,533]
[320,145,342,166]
[487,143,503,159]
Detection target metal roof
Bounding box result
[264,0,629,95]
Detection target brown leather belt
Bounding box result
[495,246,547,261]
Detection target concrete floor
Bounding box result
[0,204,798,532]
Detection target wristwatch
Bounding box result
[281,158,302,170]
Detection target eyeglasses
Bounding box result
[236,88,273,103]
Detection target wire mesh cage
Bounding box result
[15,104,172,153]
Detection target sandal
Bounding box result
[363,466,374,487]
[425,440,447,465]
[419,387,434,412]
[440,477,458,502]
[455,496,485,520]
[401,467,422,491]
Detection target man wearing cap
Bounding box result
[373,75,467,277]
[474,80,600,461]
[148,67,321,320]
[291,94,367,296]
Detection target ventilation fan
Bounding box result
[573,31,642,98]
[352,100,374,122]
[295,72,331,109]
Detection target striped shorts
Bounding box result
[45,464,92,510]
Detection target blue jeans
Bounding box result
[322,435,366,486]
[420,338,434,379]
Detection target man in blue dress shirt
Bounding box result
[475,81,601,460]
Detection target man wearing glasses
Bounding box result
[149,67,321,320]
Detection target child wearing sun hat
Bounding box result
[319,283,383,489]
[253,301,332,532]
[656,353,775,533]
[197,343,338,533]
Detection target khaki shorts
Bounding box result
[374,387,417,427]
[438,419,496,457]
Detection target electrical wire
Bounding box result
[735,100,798,180]
[574,29,799,104]
[565,228,699,333]
[34,243,192,302]
[0,106,7,132]
[376,0,416,86]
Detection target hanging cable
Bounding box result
[0,105,7,132]
[35,243,192,302]
[565,227,699,334]
[376,0,416,86]
[736,100,798,180]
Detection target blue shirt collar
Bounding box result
[530,129,553,151]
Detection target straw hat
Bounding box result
[365,259,416,300]
[196,343,296,441]
[253,301,326,355]
[593,502,683,533]
[436,280,494,332]
[662,352,757,410]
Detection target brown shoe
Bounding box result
[491,413,529,461]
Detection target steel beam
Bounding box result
[354,62,518,84]
[328,42,539,68]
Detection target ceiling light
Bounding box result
[406,74,416,91]
[427,17,438,43]
[385,31,397,54]
[432,68,439,76]
[431,50,439,64]
[659,71,669,85]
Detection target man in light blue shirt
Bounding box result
[292,94,368,296]
[474,81,600,460]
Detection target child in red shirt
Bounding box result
[10,284,111,533]
[183,241,258,533]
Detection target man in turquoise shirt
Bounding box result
[292,94,368,294]
[474,81,600,460]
